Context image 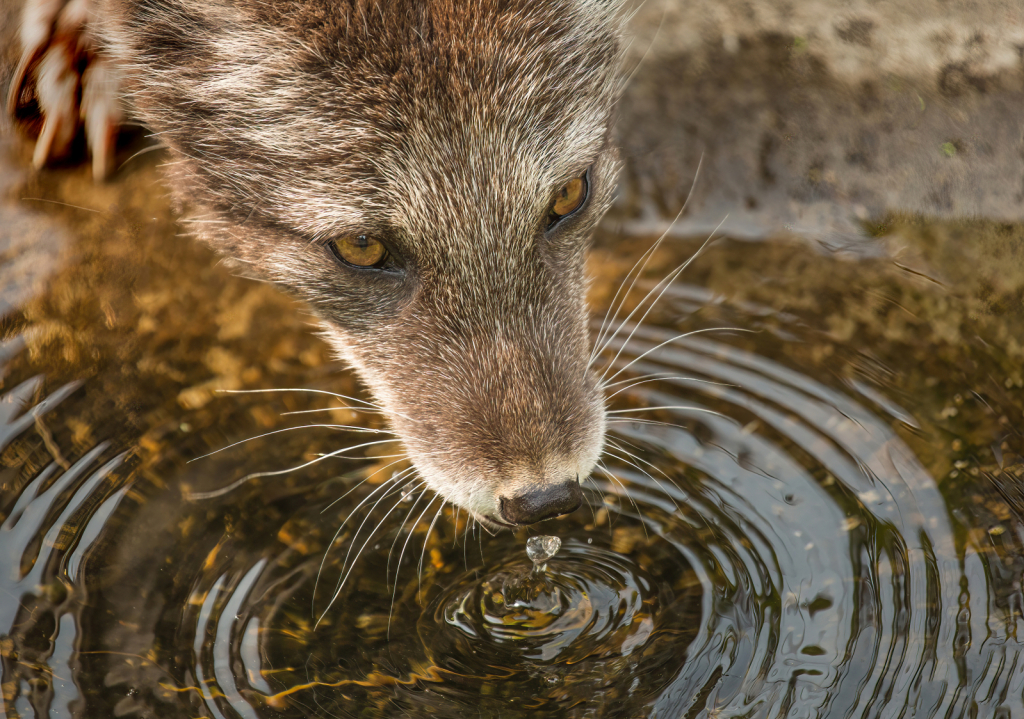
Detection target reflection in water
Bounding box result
[1,156,1023,717]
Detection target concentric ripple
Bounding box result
[2,199,1023,717]
[430,541,658,664]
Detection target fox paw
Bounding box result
[7,0,122,180]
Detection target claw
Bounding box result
[81,59,122,180]
[7,0,122,180]
[31,40,80,168]
[7,0,65,125]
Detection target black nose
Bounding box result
[499,478,583,525]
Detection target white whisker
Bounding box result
[188,426,396,463]
[386,482,428,583]
[602,326,753,385]
[603,444,681,513]
[602,371,682,390]
[596,216,729,384]
[218,387,384,411]
[606,417,694,433]
[452,506,462,548]
[608,406,727,419]
[313,471,414,623]
[596,461,649,539]
[185,440,402,500]
[417,500,447,600]
[462,517,472,570]
[225,440,403,486]
[317,474,419,625]
[603,374,734,400]
[280,407,398,423]
[218,387,419,424]
[388,492,438,638]
[589,155,705,366]
[336,468,418,579]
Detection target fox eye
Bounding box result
[329,235,387,268]
[547,171,589,227]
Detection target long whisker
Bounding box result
[317,451,438,516]
[386,483,428,588]
[596,216,729,383]
[280,407,398,421]
[188,426,396,463]
[335,467,418,581]
[417,500,447,601]
[603,326,753,386]
[318,450,447,517]
[388,493,438,637]
[219,387,384,410]
[602,371,685,390]
[596,461,648,539]
[590,236,667,367]
[185,439,403,500]
[608,406,727,418]
[225,441,406,486]
[603,444,681,513]
[117,141,166,172]
[594,218,725,370]
[451,507,462,548]
[603,374,733,400]
[313,474,406,616]
[337,471,417,581]
[617,1,667,92]
[20,197,102,213]
[317,491,415,628]
[462,517,472,570]
[218,387,419,424]
[606,417,696,433]
[589,155,705,366]
[330,459,408,505]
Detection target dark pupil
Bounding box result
[355,235,370,248]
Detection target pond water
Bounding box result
[0,145,1022,719]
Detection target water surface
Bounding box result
[0,146,1022,718]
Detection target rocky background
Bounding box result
[614,0,1024,243]
[3,0,1023,246]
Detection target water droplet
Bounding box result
[526,535,561,565]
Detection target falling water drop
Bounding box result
[526,536,561,570]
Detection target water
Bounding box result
[1,150,1023,718]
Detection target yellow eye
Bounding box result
[549,173,588,223]
[330,234,387,268]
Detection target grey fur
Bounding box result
[95,0,628,526]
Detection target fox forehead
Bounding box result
[105,0,622,238]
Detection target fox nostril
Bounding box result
[498,478,582,525]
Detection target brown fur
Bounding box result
[91,0,626,526]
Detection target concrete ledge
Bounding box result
[614,0,1024,242]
